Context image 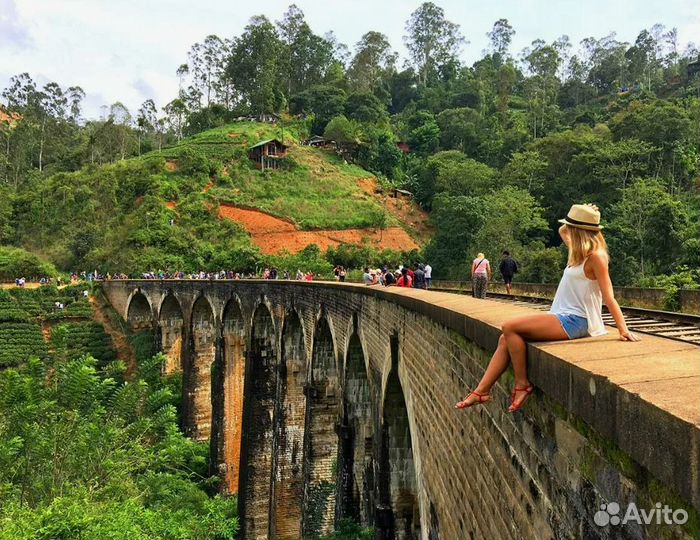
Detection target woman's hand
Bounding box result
[619,329,641,341]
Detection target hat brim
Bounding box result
[558,218,603,231]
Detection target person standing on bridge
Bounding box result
[471,253,491,298]
[499,251,519,295]
[456,204,640,413]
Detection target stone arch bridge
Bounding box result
[101,280,699,540]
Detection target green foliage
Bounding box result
[0,322,48,367]
[53,322,117,365]
[607,178,691,279]
[267,244,334,278]
[0,246,58,280]
[325,243,412,270]
[0,353,238,540]
[324,115,360,145]
[638,266,700,311]
[321,518,374,540]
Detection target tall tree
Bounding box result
[277,5,335,97]
[404,2,466,86]
[347,32,397,93]
[227,16,285,113]
[486,19,515,63]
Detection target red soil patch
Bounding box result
[218,203,419,255]
[165,160,178,172]
[219,204,296,234]
[357,177,433,243]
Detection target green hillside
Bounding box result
[9,120,393,273]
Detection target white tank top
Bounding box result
[549,257,607,336]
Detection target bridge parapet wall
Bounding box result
[102,279,700,540]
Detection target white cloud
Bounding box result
[0,0,33,49]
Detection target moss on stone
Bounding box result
[305,480,336,538]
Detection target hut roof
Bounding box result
[249,139,288,150]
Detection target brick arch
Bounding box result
[248,295,277,339]
[239,302,277,540]
[158,292,184,374]
[126,289,153,329]
[338,329,373,527]
[302,314,341,538]
[377,336,420,540]
[186,295,217,441]
[271,308,308,539]
[217,295,246,494]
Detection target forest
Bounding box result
[1,2,698,289]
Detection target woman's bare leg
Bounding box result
[457,334,510,406]
[502,314,569,408]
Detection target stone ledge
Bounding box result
[106,279,700,511]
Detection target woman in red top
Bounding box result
[397,268,413,287]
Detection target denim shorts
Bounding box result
[555,313,589,340]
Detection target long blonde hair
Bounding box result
[565,225,609,266]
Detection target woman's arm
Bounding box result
[588,252,640,341]
[471,262,475,277]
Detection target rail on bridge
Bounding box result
[102,279,699,540]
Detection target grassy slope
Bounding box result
[13,120,402,273]
[147,121,393,230]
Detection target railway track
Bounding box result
[431,288,700,345]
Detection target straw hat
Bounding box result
[558,204,603,231]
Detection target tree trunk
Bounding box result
[39,116,47,172]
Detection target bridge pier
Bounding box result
[220,297,246,494]
[301,316,341,538]
[271,310,307,539]
[239,303,277,540]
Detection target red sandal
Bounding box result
[507,384,534,413]
[455,390,491,409]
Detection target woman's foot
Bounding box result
[455,390,491,409]
[507,383,534,413]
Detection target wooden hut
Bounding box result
[303,135,329,147]
[248,139,289,171]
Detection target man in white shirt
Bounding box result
[424,263,432,288]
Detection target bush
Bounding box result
[0,322,48,367]
[637,266,700,311]
[0,246,58,281]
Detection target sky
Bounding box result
[1,0,698,119]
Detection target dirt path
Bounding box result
[90,295,137,377]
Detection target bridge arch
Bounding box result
[378,335,421,540]
[338,325,373,527]
[126,289,153,329]
[240,302,277,540]
[271,308,308,539]
[158,292,184,374]
[186,294,217,441]
[302,313,341,538]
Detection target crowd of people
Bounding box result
[18,253,522,298]
[360,262,432,288]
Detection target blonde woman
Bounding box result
[456,204,640,413]
[471,252,491,299]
